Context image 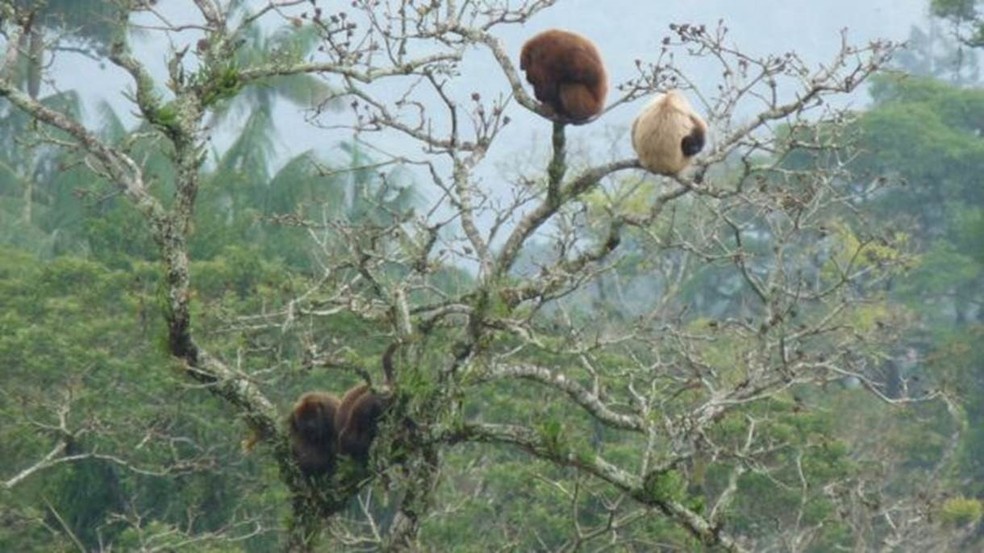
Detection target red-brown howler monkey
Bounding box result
[520,29,608,124]
[334,384,387,467]
[288,391,341,477]
[631,90,708,175]
[287,344,397,477]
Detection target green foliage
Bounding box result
[852,74,984,331]
[201,66,243,107]
[424,450,572,550]
[862,75,984,217]
[0,254,143,542]
[644,469,686,503]
[17,0,128,54]
[113,516,258,553]
[932,0,984,47]
[5,3,983,550]
[0,7,436,553]
[893,24,981,84]
[949,204,984,264]
[205,21,334,130]
[0,247,297,551]
[424,444,698,551]
[932,0,979,20]
[537,418,568,456]
[695,395,862,550]
[941,496,984,526]
[923,325,984,496]
[0,90,97,257]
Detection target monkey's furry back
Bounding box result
[520,29,608,123]
[631,90,707,175]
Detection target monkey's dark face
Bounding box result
[631,89,707,176]
[681,126,706,157]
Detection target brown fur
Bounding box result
[631,90,708,175]
[334,384,388,467]
[520,29,608,124]
[288,344,398,476]
[288,391,341,477]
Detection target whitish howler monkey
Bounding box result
[631,89,707,175]
[520,29,608,124]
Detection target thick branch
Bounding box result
[0,82,162,224]
[455,422,748,553]
[0,17,282,458]
[237,53,460,85]
[495,158,639,277]
[482,364,645,431]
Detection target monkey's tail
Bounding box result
[382,342,400,388]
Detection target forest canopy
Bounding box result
[0,1,981,552]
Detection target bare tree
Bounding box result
[0,1,960,551]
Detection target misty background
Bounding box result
[3,1,983,551]
[52,0,932,176]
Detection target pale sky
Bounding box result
[47,1,931,175]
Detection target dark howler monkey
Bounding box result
[520,29,608,124]
[334,384,388,466]
[334,343,398,467]
[288,345,398,476]
[287,391,341,477]
[631,89,708,175]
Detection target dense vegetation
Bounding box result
[0,1,981,551]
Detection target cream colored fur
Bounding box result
[631,90,707,175]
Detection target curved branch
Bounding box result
[0,80,161,224]
[482,363,644,431]
[496,158,640,277]
[237,52,461,86]
[0,16,283,478]
[453,422,749,553]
